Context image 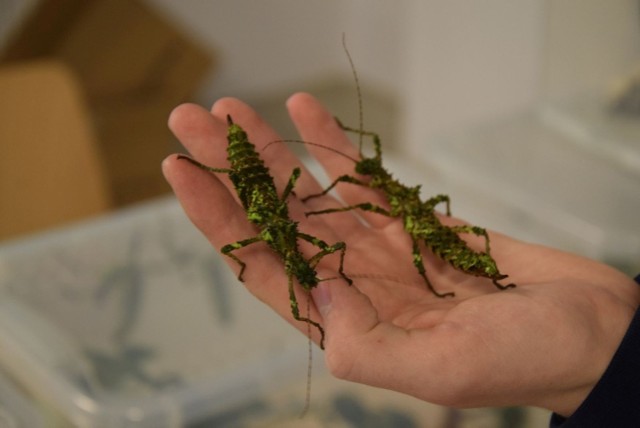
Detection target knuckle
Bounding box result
[324,345,358,381]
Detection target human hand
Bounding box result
[162,93,640,418]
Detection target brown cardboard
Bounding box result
[2,0,212,104]
[51,0,212,105]
[0,61,112,240]
[95,100,178,206]
[0,0,91,61]
[2,0,213,207]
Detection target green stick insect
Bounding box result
[178,115,352,349]
[301,40,516,298]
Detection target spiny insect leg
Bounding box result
[448,225,492,254]
[444,225,516,290]
[492,278,517,290]
[176,154,233,174]
[333,241,351,286]
[221,236,262,282]
[335,118,383,158]
[425,194,452,216]
[305,202,392,218]
[412,238,455,298]
[302,174,368,202]
[288,273,326,349]
[298,233,352,286]
[281,167,302,200]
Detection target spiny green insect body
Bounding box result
[179,115,351,349]
[304,121,515,297]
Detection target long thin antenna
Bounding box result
[299,292,312,418]
[263,139,359,163]
[341,33,364,154]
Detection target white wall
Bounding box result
[401,0,545,154]
[145,0,639,156]
[145,0,546,141]
[542,0,640,102]
[6,0,638,148]
[144,0,350,101]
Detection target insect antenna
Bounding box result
[347,272,426,287]
[300,291,312,418]
[263,139,359,164]
[341,33,364,156]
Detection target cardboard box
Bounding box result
[2,0,213,206]
[0,60,112,240]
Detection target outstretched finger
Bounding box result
[211,97,322,197]
[170,100,317,206]
[311,278,427,394]
[162,154,331,345]
[287,92,396,229]
[166,102,365,341]
[209,96,367,236]
[161,155,271,269]
[168,103,237,192]
[168,103,228,164]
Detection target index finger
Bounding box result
[286,92,395,229]
[209,97,367,235]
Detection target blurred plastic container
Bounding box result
[0,197,457,428]
[0,197,306,427]
[418,95,640,275]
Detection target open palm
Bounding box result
[162,93,639,417]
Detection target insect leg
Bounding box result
[288,273,326,349]
[447,225,492,254]
[176,155,233,174]
[305,201,392,218]
[335,118,382,158]
[412,238,455,298]
[425,194,452,216]
[220,236,263,281]
[281,167,301,200]
[302,174,368,202]
[445,225,516,290]
[492,278,517,290]
[297,233,353,286]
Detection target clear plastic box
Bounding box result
[0,198,307,427]
[0,197,462,428]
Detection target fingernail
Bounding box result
[311,281,332,317]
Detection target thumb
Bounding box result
[312,279,379,342]
[311,278,382,381]
[311,278,418,390]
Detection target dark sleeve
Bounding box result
[549,273,640,427]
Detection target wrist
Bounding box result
[551,295,640,422]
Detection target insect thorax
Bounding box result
[387,185,424,215]
[285,253,318,290]
[355,157,382,174]
[231,165,278,209]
